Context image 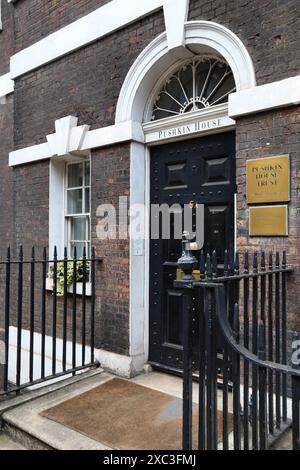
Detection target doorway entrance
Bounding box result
[149,131,236,371]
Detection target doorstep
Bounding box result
[0,369,230,450]
[0,369,293,450]
[1,370,113,450]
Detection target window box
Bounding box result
[46,278,92,297]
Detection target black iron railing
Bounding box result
[0,246,100,397]
[175,241,299,450]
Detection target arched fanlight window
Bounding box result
[151,56,236,121]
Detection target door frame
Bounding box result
[129,126,237,373]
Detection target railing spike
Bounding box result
[244,251,249,274]
[200,250,205,279]
[261,251,266,272]
[235,252,240,275]
[275,252,280,270]
[253,251,258,273]
[224,249,229,276]
[212,250,217,278]
[206,253,212,279]
[269,251,273,270]
[282,251,287,269]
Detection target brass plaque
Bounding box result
[246,155,290,204]
[249,205,288,237]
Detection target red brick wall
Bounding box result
[13,10,165,149]
[12,160,49,254]
[189,0,300,85]
[13,0,111,53]
[236,106,300,334]
[0,0,14,75]
[91,143,130,355]
[0,95,14,253]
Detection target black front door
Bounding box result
[149,132,236,371]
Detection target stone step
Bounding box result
[0,369,112,450]
[1,422,52,450]
[0,431,27,450]
[0,368,295,451]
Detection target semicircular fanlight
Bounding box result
[151,56,236,121]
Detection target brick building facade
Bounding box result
[0,0,299,377]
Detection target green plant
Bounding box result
[48,258,90,296]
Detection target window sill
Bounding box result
[46,278,92,296]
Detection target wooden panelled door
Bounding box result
[149,132,236,372]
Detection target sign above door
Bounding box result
[143,104,235,145]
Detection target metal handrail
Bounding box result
[214,283,300,377]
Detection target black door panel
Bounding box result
[149,132,235,371]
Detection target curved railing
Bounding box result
[215,283,300,378]
[175,246,299,450]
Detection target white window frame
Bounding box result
[48,154,91,296]
[65,160,91,259]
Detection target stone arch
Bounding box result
[116,21,256,124]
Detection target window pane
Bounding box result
[85,161,90,186]
[71,242,85,258]
[68,163,83,188]
[67,189,83,214]
[85,188,90,213]
[71,217,86,241]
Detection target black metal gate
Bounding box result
[175,238,300,450]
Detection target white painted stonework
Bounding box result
[163,0,190,52]
[95,349,146,378]
[9,117,144,166]
[8,0,192,80]
[229,75,300,117]
[116,21,256,124]
[0,73,14,99]
[8,327,92,387]
[46,116,90,157]
[143,103,235,144]
[10,0,163,79]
